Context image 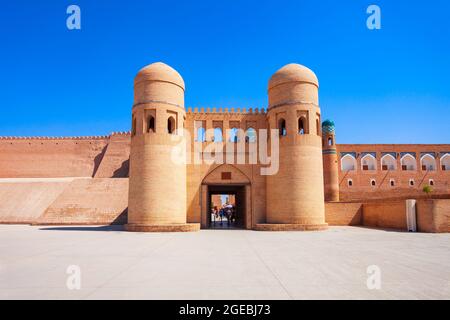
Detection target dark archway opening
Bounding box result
[207,185,246,229]
[148,116,155,132]
[167,116,175,134]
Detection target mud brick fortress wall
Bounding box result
[0,132,130,178]
[337,144,450,201]
[0,62,448,232]
[0,133,130,225]
[0,131,448,232]
[0,136,109,178]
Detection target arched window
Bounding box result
[348,179,353,187]
[328,137,333,146]
[131,116,136,136]
[429,179,435,186]
[361,154,377,171]
[167,117,175,134]
[381,154,396,171]
[441,154,450,171]
[229,127,239,143]
[409,179,415,187]
[371,179,376,187]
[278,119,286,136]
[316,119,320,136]
[421,154,436,171]
[213,127,223,142]
[390,179,395,187]
[298,117,305,135]
[246,127,257,143]
[341,154,357,171]
[147,116,155,132]
[196,127,206,142]
[401,154,417,171]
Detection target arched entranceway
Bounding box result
[200,164,252,229]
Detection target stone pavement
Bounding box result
[0,225,449,299]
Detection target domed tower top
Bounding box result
[322,119,335,134]
[268,63,319,91]
[133,62,185,107]
[135,62,185,90]
[322,119,336,149]
[268,63,319,109]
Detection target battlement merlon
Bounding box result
[0,131,131,141]
[186,107,267,115]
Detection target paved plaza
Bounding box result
[0,225,449,300]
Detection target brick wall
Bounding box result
[337,144,450,201]
[362,201,407,230]
[34,178,128,225]
[0,179,72,223]
[325,202,362,226]
[0,137,109,178]
[417,199,450,233]
[93,133,130,178]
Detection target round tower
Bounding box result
[322,120,340,202]
[125,62,199,232]
[263,63,327,231]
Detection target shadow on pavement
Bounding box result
[39,225,125,232]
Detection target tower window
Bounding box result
[213,127,223,142]
[195,121,206,142]
[429,179,435,186]
[348,179,353,187]
[371,179,376,187]
[278,119,286,136]
[316,118,320,136]
[167,116,175,134]
[246,127,257,143]
[131,116,136,136]
[147,116,155,132]
[196,127,206,142]
[409,179,415,187]
[328,137,333,146]
[390,179,395,187]
[298,117,305,135]
[229,127,239,143]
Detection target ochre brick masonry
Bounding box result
[0,62,448,232]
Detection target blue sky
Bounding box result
[0,0,449,143]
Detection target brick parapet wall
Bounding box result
[186,107,267,115]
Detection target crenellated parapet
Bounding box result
[0,135,109,140]
[0,131,131,141]
[186,107,267,115]
[110,131,131,136]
